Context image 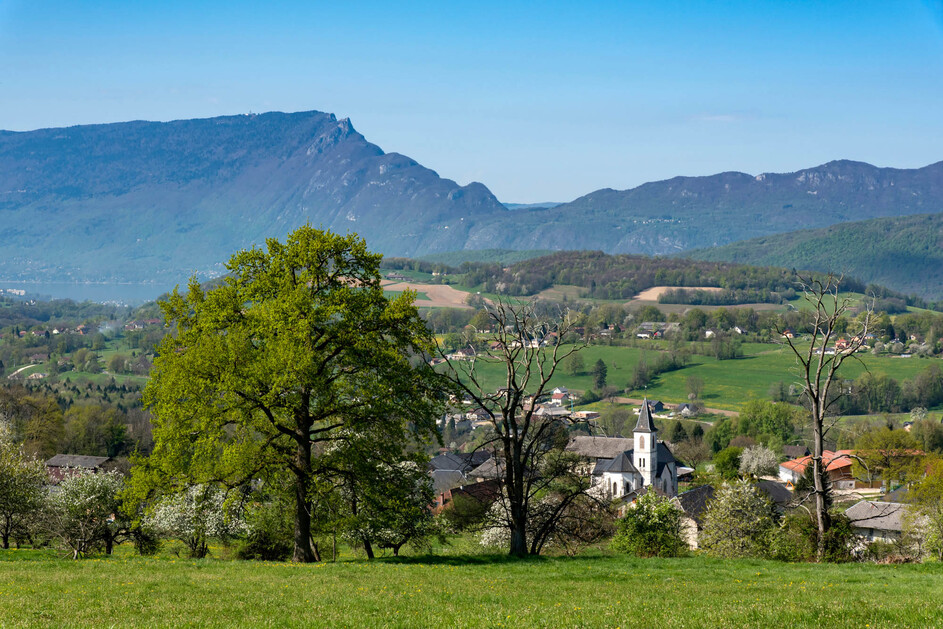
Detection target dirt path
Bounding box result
[611,396,737,419]
[381,280,473,309]
[6,364,35,379]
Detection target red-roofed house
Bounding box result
[779,450,855,489]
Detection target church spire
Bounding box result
[634,397,656,433]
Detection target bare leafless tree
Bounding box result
[441,298,590,556]
[777,273,873,561]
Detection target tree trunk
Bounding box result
[812,408,828,562]
[363,538,375,560]
[292,438,317,563]
[507,440,529,557]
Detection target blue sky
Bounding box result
[2,1,942,201]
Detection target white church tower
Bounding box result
[633,397,658,489]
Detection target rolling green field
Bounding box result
[1,549,941,627]
[452,343,938,411]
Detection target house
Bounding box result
[571,410,601,422]
[550,390,572,407]
[636,400,664,414]
[566,399,678,499]
[671,480,792,549]
[45,454,111,483]
[534,405,572,420]
[428,451,492,494]
[844,500,911,544]
[781,329,796,339]
[446,346,477,361]
[432,479,501,514]
[704,329,715,339]
[674,403,698,418]
[778,450,855,489]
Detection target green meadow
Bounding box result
[453,343,938,411]
[1,549,941,627]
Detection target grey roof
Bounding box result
[756,480,792,507]
[431,469,467,494]
[596,452,639,475]
[672,484,714,525]
[634,397,656,433]
[429,451,490,473]
[45,454,111,469]
[845,501,909,533]
[566,436,635,459]
[673,480,791,526]
[591,443,674,475]
[468,457,504,480]
[783,445,810,459]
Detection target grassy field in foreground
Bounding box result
[1,550,942,627]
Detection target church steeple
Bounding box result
[633,397,658,489]
[634,397,656,433]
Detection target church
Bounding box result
[565,398,678,499]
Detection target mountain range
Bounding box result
[1,110,941,293]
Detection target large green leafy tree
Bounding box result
[130,227,445,562]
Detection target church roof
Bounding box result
[634,397,657,433]
[566,436,635,459]
[594,452,639,475]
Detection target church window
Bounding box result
[612,482,618,496]
[639,436,645,449]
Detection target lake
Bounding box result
[0,282,182,306]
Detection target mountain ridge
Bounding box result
[1,110,942,289]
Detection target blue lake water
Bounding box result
[0,282,182,306]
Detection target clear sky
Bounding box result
[2,1,942,201]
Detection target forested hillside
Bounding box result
[687,213,943,301]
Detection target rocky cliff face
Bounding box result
[0,110,506,282]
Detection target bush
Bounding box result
[611,490,685,558]
[713,446,743,480]
[236,500,293,561]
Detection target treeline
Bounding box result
[459,251,812,299]
[658,287,796,306]
[0,384,151,459]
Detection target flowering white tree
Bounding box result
[0,420,47,548]
[44,470,126,559]
[739,445,779,479]
[145,485,248,558]
[700,479,778,559]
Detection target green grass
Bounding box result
[1,549,942,627]
[450,342,941,412]
[384,290,429,301]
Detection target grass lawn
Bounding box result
[1,549,942,627]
